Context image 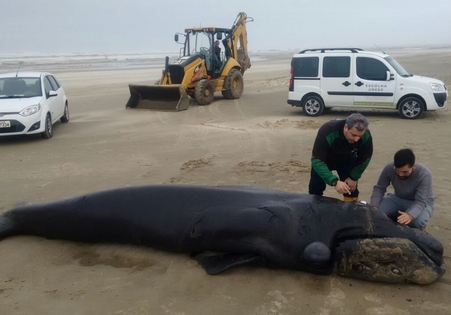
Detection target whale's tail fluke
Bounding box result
[0,215,17,239]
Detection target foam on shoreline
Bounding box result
[1,46,450,73]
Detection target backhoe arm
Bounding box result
[225,12,252,74]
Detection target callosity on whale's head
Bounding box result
[333,236,446,284]
[300,198,445,284]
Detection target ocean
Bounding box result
[0,50,291,73]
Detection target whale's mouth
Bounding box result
[333,237,446,284]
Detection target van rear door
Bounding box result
[290,56,320,103]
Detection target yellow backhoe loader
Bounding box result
[126,12,253,111]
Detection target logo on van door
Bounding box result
[365,84,387,91]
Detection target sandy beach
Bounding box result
[1,48,451,314]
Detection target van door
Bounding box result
[290,56,320,101]
[320,56,354,106]
[353,56,396,108]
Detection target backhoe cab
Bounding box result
[126,12,252,111]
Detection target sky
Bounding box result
[1,0,451,54]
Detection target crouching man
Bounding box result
[370,148,435,230]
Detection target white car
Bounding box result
[0,71,69,139]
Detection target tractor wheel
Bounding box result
[222,68,244,99]
[194,79,215,105]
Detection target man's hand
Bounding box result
[344,178,357,192]
[335,181,351,195]
[397,211,413,225]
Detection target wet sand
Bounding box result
[1,48,451,315]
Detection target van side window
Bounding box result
[323,57,350,78]
[292,57,319,77]
[356,57,389,81]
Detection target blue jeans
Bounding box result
[309,161,359,197]
[378,194,434,229]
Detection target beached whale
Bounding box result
[0,185,445,284]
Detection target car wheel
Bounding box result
[60,102,69,123]
[194,79,215,105]
[398,97,424,119]
[222,68,244,99]
[41,114,53,139]
[302,95,324,116]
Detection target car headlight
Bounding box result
[430,82,444,92]
[19,104,41,116]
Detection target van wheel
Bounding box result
[398,97,424,119]
[302,96,324,116]
[222,69,244,99]
[195,79,215,105]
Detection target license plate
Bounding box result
[0,121,11,128]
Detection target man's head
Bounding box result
[343,113,369,143]
[394,148,416,179]
[215,40,220,47]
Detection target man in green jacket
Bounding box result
[309,113,373,202]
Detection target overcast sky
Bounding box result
[1,0,451,54]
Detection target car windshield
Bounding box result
[384,56,412,77]
[0,77,42,98]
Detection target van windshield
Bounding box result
[384,56,412,77]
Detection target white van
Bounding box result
[287,48,448,119]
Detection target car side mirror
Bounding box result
[174,34,179,42]
[48,90,57,98]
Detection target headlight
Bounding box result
[430,82,444,91]
[19,104,41,116]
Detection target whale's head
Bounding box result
[321,200,447,284]
[333,232,445,284]
[299,197,446,284]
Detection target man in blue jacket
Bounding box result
[309,113,373,202]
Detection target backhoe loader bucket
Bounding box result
[125,84,189,111]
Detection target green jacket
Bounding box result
[311,119,373,185]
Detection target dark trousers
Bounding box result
[309,162,359,197]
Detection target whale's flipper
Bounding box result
[192,253,268,275]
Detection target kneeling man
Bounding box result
[370,148,435,230]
